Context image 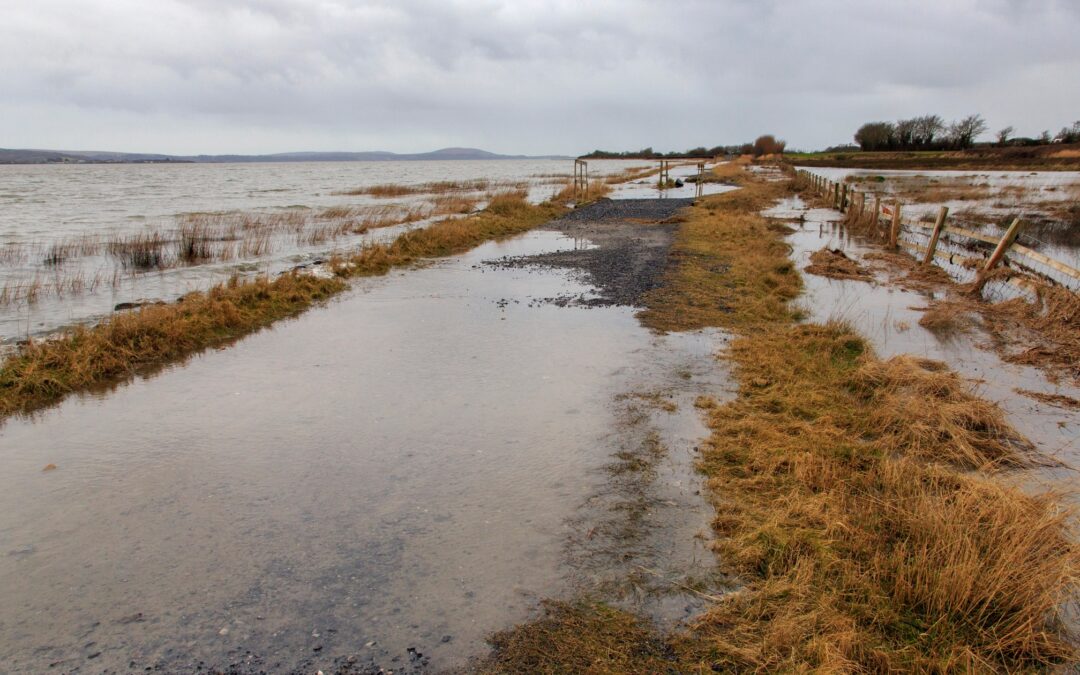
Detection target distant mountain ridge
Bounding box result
[0,146,569,164]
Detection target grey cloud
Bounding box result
[1,0,1078,154]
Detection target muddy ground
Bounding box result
[486,198,694,307]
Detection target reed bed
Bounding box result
[0,203,445,307]
[0,269,125,306]
[335,179,498,197]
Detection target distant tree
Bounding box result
[1055,121,1080,143]
[912,115,945,147]
[752,135,786,156]
[1039,130,1052,144]
[996,125,1014,146]
[949,114,988,149]
[854,121,895,151]
[894,118,918,148]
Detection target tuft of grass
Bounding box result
[107,232,170,270]
[805,247,874,282]
[551,180,613,205]
[480,601,677,674]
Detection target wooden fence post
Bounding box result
[889,201,901,249]
[840,184,848,212]
[923,206,949,265]
[833,182,840,209]
[855,192,865,224]
[983,217,1023,273]
[871,195,881,234]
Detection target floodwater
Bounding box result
[0,159,655,344]
[0,228,727,672]
[607,161,735,200]
[765,197,1080,483]
[795,167,1080,270]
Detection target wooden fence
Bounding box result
[794,169,1080,294]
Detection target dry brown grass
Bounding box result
[551,180,613,205]
[917,300,977,337]
[983,283,1080,382]
[0,192,564,420]
[863,250,955,292]
[638,179,801,332]
[429,194,480,215]
[711,158,750,184]
[805,247,874,281]
[1014,388,1080,409]
[683,319,1075,672]
[481,601,676,674]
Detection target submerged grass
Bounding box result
[484,169,1078,673]
[0,192,563,420]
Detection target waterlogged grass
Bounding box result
[638,179,802,332]
[483,171,1078,672]
[0,192,564,420]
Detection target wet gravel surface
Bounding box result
[486,198,694,307]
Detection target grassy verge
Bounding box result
[483,175,1077,672]
[0,192,563,420]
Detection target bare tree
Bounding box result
[912,115,945,147]
[996,125,1014,146]
[949,114,988,149]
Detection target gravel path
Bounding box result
[487,198,693,307]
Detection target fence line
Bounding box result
[794,169,1080,292]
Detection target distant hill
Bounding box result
[0,146,569,165]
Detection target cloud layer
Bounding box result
[3,0,1078,154]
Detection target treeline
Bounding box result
[855,115,1080,151]
[581,135,787,160]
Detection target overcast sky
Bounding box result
[2,0,1078,155]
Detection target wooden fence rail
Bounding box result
[794,169,1080,292]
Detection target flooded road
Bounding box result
[0,212,726,672]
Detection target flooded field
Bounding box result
[1,159,694,344]
[799,167,1080,268]
[765,196,1080,485]
[0,205,728,672]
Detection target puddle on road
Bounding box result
[0,230,728,673]
[768,197,1080,484]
